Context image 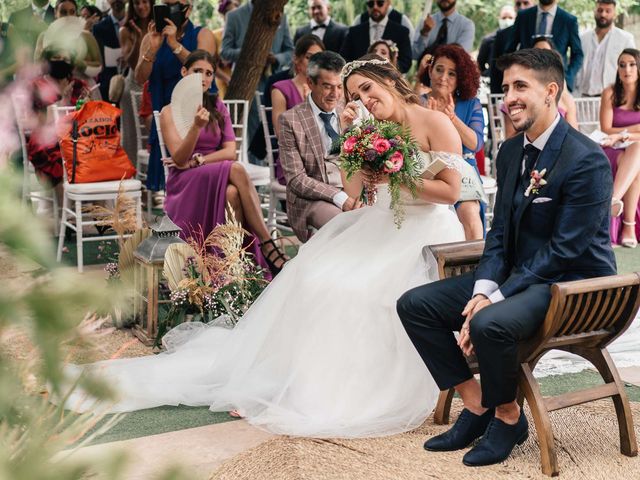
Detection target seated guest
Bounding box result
[600,48,640,247]
[80,4,102,32]
[503,36,578,138]
[422,44,485,240]
[34,0,103,86]
[278,51,361,242]
[367,39,398,69]
[159,50,288,276]
[271,34,325,184]
[27,46,92,201]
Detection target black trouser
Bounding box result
[397,273,551,408]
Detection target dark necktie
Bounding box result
[521,144,541,186]
[435,18,448,46]
[538,12,549,36]
[312,23,328,31]
[319,112,339,143]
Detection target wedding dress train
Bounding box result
[64,151,466,438]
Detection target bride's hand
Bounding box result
[340,101,360,131]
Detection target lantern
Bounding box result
[132,215,184,345]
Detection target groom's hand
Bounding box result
[458,295,492,356]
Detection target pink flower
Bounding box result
[373,137,391,154]
[383,150,404,173]
[342,136,358,154]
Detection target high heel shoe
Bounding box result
[260,238,289,276]
[611,198,624,218]
[621,220,637,248]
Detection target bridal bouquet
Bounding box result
[338,119,423,227]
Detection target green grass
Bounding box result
[79,406,237,447]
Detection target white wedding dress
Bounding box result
[64,151,466,438]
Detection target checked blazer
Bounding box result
[278,97,343,242]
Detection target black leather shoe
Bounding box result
[462,410,529,467]
[424,408,494,452]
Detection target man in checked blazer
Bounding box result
[278,51,362,242]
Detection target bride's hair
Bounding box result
[342,54,419,105]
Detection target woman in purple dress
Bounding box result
[159,50,288,276]
[270,34,324,184]
[601,48,640,248]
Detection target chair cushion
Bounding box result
[64,178,142,195]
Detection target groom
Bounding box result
[396,48,616,467]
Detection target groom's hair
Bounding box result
[497,48,564,103]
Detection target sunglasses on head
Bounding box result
[367,0,386,8]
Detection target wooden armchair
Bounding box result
[428,240,639,477]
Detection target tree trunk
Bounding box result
[225,0,289,101]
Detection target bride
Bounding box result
[64,55,467,438]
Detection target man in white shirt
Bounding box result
[412,0,475,58]
[293,0,348,53]
[278,51,361,242]
[575,0,636,97]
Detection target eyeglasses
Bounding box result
[367,1,386,8]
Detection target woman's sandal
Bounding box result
[621,220,637,248]
[611,198,624,218]
[260,238,289,276]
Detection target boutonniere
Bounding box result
[524,168,547,197]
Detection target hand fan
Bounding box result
[42,17,87,59]
[171,72,203,139]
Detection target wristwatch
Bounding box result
[620,129,630,142]
[192,153,204,166]
[173,44,184,56]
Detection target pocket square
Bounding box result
[532,197,552,203]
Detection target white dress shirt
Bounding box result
[473,113,561,304]
[310,17,331,41]
[308,94,348,209]
[536,5,557,36]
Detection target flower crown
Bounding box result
[340,58,390,82]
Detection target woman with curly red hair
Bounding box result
[422,43,485,240]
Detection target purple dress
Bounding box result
[164,99,271,278]
[272,79,303,185]
[603,106,640,245]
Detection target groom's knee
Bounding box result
[469,309,508,344]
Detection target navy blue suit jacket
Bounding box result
[474,118,616,298]
[92,16,120,102]
[340,20,412,73]
[505,6,583,91]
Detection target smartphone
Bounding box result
[153,4,170,32]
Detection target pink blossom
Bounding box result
[383,150,404,173]
[342,136,358,154]
[373,137,391,153]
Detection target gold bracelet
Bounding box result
[142,54,155,63]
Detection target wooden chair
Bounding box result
[428,240,639,477]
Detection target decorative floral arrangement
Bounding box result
[524,168,547,197]
[338,119,423,227]
[157,207,269,345]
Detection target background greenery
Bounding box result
[2,0,638,50]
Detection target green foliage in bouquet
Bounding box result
[338,119,424,227]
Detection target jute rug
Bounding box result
[210,399,640,480]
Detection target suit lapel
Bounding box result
[513,118,569,245]
[502,139,523,254]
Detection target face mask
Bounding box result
[48,59,73,80]
[169,3,189,27]
[498,18,514,29]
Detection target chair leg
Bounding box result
[518,362,559,477]
[433,388,455,425]
[56,194,68,263]
[75,200,84,273]
[146,190,152,221]
[569,346,638,458]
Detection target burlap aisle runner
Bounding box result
[210,400,640,480]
